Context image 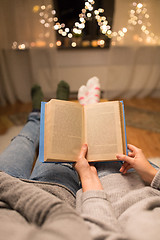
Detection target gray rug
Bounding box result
[125,106,160,133]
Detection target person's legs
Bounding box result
[0,112,40,179]
[29,84,80,194]
[30,159,80,195]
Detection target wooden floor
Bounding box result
[0,97,160,158]
[123,98,160,158]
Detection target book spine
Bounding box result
[39,102,46,162]
[120,100,128,155]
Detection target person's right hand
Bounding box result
[74,144,103,192]
[116,144,158,184]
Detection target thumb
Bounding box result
[79,144,88,159]
[116,154,134,165]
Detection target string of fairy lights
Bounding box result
[111,2,160,45]
[12,1,160,50]
[35,0,112,47]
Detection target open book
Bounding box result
[39,99,127,163]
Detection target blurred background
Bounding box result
[0,0,160,104]
[0,0,160,160]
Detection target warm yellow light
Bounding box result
[49,43,54,48]
[82,40,90,47]
[145,30,149,35]
[52,10,56,15]
[94,10,99,15]
[53,17,58,22]
[122,27,127,33]
[137,3,143,9]
[119,31,124,37]
[141,25,146,31]
[39,12,44,17]
[98,40,105,46]
[145,14,149,19]
[101,16,106,21]
[130,10,135,14]
[79,23,85,29]
[146,37,152,43]
[87,13,92,18]
[44,23,50,28]
[71,42,77,47]
[56,41,62,47]
[91,40,98,47]
[117,36,121,42]
[136,9,141,14]
[112,32,117,37]
[41,5,45,10]
[61,23,65,28]
[33,5,40,13]
[133,34,139,41]
[75,22,79,27]
[98,8,104,13]
[48,18,53,22]
[18,44,26,50]
[58,29,63,34]
[30,42,36,47]
[80,17,85,22]
[47,4,52,9]
[12,41,18,49]
[65,28,69,33]
[54,25,59,30]
[40,19,45,24]
[107,30,112,35]
[142,8,147,14]
[62,32,67,36]
[36,41,46,47]
[68,33,73,38]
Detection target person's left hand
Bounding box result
[74,144,103,192]
[116,144,158,184]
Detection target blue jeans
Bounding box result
[0,112,79,195]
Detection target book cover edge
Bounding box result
[120,100,128,155]
[39,101,47,163]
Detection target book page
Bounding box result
[44,100,83,162]
[84,101,123,161]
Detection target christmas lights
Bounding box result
[37,0,112,45]
[12,1,160,49]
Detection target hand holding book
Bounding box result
[117,144,158,184]
[75,143,158,192]
[74,144,103,192]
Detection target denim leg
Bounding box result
[0,112,40,179]
[30,159,80,195]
